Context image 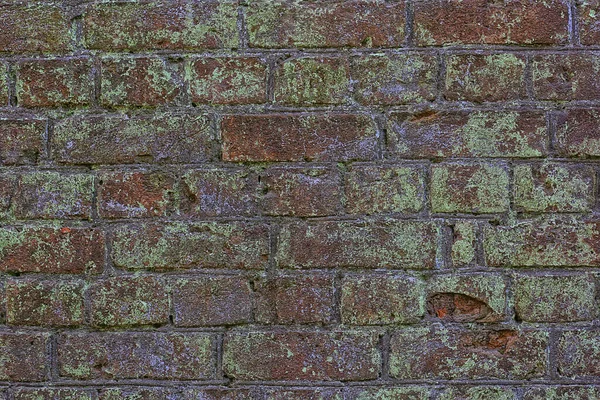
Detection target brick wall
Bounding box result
[0,0,600,398]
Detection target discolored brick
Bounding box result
[0,332,50,381]
[350,387,430,400]
[13,388,93,400]
[450,220,477,267]
[99,388,176,400]
[533,54,600,100]
[558,330,600,378]
[524,386,600,400]
[0,62,7,106]
[0,119,45,165]
[266,388,343,400]
[578,0,600,45]
[556,109,600,157]
[439,387,517,400]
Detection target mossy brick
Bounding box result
[58,332,215,380]
[451,220,477,267]
[0,332,50,381]
[341,274,425,325]
[89,276,169,327]
[101,57,182,107]
[350,387,430,400]
[533,54,600,100]
[558,330,600,378]
[262,166,342,217]
[556,109,600,157]
[6,278,85,327]
[53,113,214,165]
[444,53,526,102]
[389,327,548,380]
[172,276,252,327]
[273,57,350,105]
[427,273,507,323]
[266,388,342,400]
[0,226,105,274]
[413,0,568,46]
[188,57,268,105]
[221,113,378,162]
[0,119,45,165]
[438,387,517,400]
[0,4,71,53]
[184,388,262,400]
[352,53,438,105]
[0,62,7,106]
[524,386,600,400]
[223,331,380,381]
[111,222,269,270]
[387,110,547,159]
[513,274,596,322]
[277,220,440,269]
[254,274,336,325]
[578,0,600,45]
[99,388,175,400]
[14,388,93,400]
[246,0,405,48]
[431,163,510,214]
[82,1,239,51]
[98,170,175,219]
[16,58,93,108]
[180,168,260,217]
[514,163,595,213]
[483,217,600,267]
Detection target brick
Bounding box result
[98,171,175,219]
[0,226,104,274]
[223,331,380,381]
[6,279,85,327]
[173,276,252,326]
[558,330,600,378]
[514,163,595,213]
[222,114,378,162]
[483,218,600,267]
[16,58,93,107]
[277,220,440,269]
[413,0,569,46]
[533,54,600,100]
[439,387,517,400]
[341,275,424,325]
[513,274,596,322]
[524,386,600,400]
[184,388,262,400]
[53,114,214,165]
[99,388,176,400]
[89,276,169,327]
[450,221,477,267]
[58,332,215,380]
[387,111,547,158]
[351,387,430,400]
[112,222,269,270]
[578,0,600,45]
[0,119,45,165]
[13,388,93,400]
[101,57,182,107]
[266,388,342,400]
[431,163,510,213]
[246,0,405,48]
[444,54,526,102]
[352,53,438,105]
[83,2,239,51]
[0,4,71,53]
[556,109,600,157]
[344,165,425,215]
[180,168,260,217]
[254,275,336,325]
[390,327,548,379]
[426,274,507,323]
[262,166,341,217]
[273,57,350,105]
[0,332,49,381]
[189,57,268,105]
[0,62,7,106]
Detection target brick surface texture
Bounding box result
[1,0,600,398]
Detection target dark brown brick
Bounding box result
[0,332,50,381]
[556,109,600,157]
[14,388,93,400]
[0,119,45,165]
[533,54,600,100]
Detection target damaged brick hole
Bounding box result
[427,292,492,322]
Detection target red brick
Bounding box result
[13,388,93,400]
[578,0,600,45]
[533,54,600,100]
[89,276,169,327]
[266,388,343,400]
[83,2,239,51]
[112,222,269,271]
[390,327,548,379]
[101,388,262,400]
[189,57,268,105]
[0,226,104,274]
[53,114,214,165]
[173,276,252,326]
[222,114,378,162]
[254,275,336,325]
[98,171,175,219]
[246,0,405,48]
[556,109,600,157]
[414,0,569,46]
[58,332,215,380]
[558,330,600,378]
[0,119,45,165]
[0,332,50,381]
[387,110,547,159]
[16,58,93,107]
[6,279,85,327]
[0,5,71,53]
[101,57,181,107]
[223,331,380,381]
[262,166,342,217]
[277,220,439,269]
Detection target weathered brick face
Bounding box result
[1,0,600,396]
